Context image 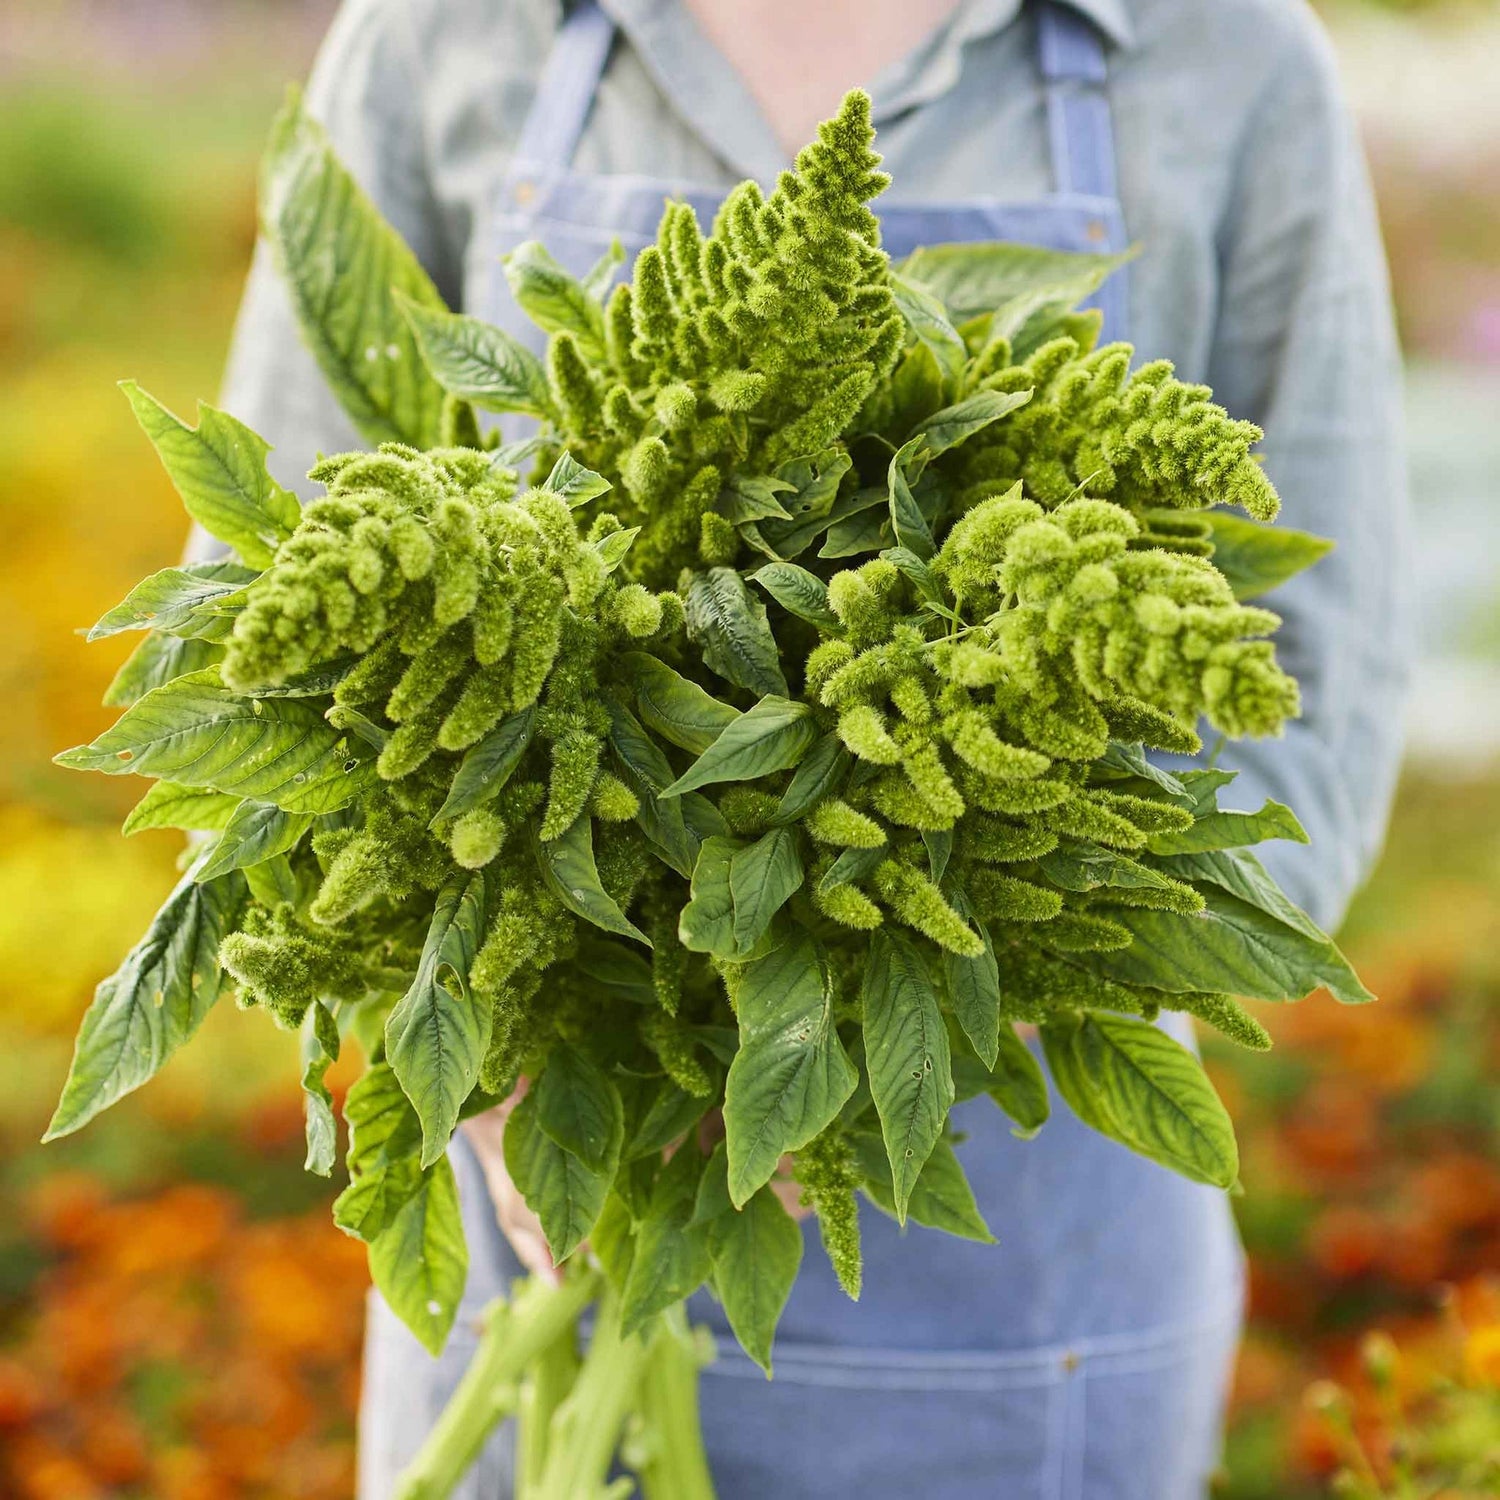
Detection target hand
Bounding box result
[460,1080,562,1286]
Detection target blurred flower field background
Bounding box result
[0,1,1495,1495]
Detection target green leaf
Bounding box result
[1172,767,1240,817]
[818,845,884,894]
[431,706,535,826]
[773,448,852,517]
[368,1154,469,1356]
[883,545,947,610]
[195,800,313,881]
[818,501,891,560]
[120,383,299,568]
[395,293,552,417]
[950,1013,1050,1135]
[89,561,259,642]
[620,1145,713,1338]
[55,668,377,814]
[1151,845,1342,948]
[532,818,651,946]
[922,827,953,881]
[724,932,858,1206]
[941,903,1001,1069]
[729,827,804,952]
[503,241,607,360]
[986,1026,1051,1136]
[1204,511,1334,600]
[122,781,241,836]
[913,388,1032,458]
[683,568,788,698]
[604,697,701,879]
[624,652,740,754]
[680,793,730,845]
[887,436,934,559]
[754,449,856,558]
[490,434,549,475]
[504,1085,618,1262]
[301,1001,341,1177]
[386,870,496,1166]
[536,1046,625,1175]
[575,938,656,1006]
[718,472,794,524]
[662,696,818,798]
[852,1133,994,1243]
[592,1193,636,1292]
[695,1144,801,1375]
[678,836,751,960]
[625,1079,715,1162]
[1147,798,1309,856]
[243,656,359,699]
[245,853,299,907]
[103,633,222,709]
[44,858,246,1140]
[897,242,1129,324]
[749,562,840,629]
[861,930,954,1223]
[259,91,447,447]
[1093,741,1188,798]
[771,733,849,826]
[333,1063,426,1241]
[1041,1012,1238,1189]
[594,525,639,574]
[889,270,967,389]
[883,341,948,440]
[541,451,612,508]
[1037,841,1187,897]
[1083,884,1372,1004]
[582,238,625,301]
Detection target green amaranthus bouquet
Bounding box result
[49,92,1370,1498]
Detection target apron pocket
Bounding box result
[696,1301,1243,1500]
[698,1339,1067,1500]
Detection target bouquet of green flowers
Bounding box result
[49,91,1369,1498]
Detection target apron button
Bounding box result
[513,179,537,207]
[1086,219,1108,244]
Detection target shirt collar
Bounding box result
[565,0,1135,47]
[1057,0,1135,50]
[578,0,1135,181]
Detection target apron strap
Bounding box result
[512,1,616,169]
[1036,1,1119,202]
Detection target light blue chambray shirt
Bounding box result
[218,0,1411,931]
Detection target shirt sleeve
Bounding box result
[188,0,452,562]
[1199,10,1412,932]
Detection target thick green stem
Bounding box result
[393,1268,599,1500]
[531,1285,650,1500]
[516,1304,582,1497]
[628,1304,718,1500]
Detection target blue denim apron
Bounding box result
[358,6,1245,1496]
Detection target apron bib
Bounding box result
[361,7,1244,1497]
